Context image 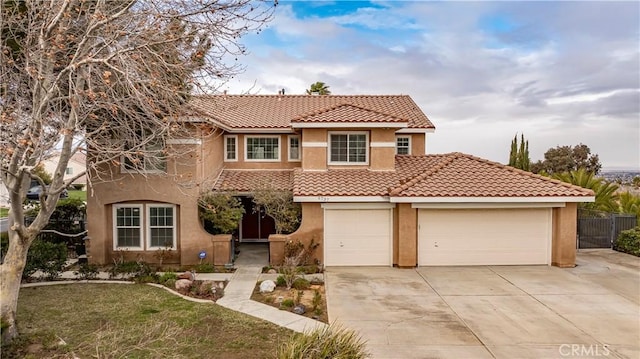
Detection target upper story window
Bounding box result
[224,135,237,162]
[65,167,73,175]
[288,135,300,161]
[122,132,166,173]
[396,136,411,155]
[246,136,280,161]
[329,132,368,165]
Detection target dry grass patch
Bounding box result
[2,283,292,359]
[251,281,328,324]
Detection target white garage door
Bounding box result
[324,208,392,266]
[419,208,551,266]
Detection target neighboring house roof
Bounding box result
[290,153,594,200]
[213,170,294,193]
[187,95,434,131]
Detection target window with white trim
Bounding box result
[65,167,73,175]
[224,135,237,161]
[288,135,300,161]
[114,205,143,250]
[113,203,176,250]
[122,132,166,173]
[246,136,280,161]
[396,136,411,155]
[329,132,368,164]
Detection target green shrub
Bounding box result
[275,275,286,287]
[109,260,154,279]
[614,226,640,256]
[199,192,244,234]
[74,263,99,280]
[194,263,216,273]
[159,272,178,284]
[23,240,67,280]
[281,299,294,308]
[277,323,369,359]
[312,290,322,312]
[292,278,310,290]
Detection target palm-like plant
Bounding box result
[618,191,640,219]
[552,168,619,212]
[306,81,331,95]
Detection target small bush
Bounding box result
[109,260,154,279]
[281,299,295,308]
[74,263,99,280]
[277,323,369,359]
[194,263,216,273]
[292,278,310,290]
[275,275,286,287]
[312,290,322,312]
[23,240,67,280]
[614,226,640,256]
[158,272,178,285]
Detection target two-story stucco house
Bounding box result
[86,94,594,268]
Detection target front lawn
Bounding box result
[2,283,292,358]
[0,207,7,218]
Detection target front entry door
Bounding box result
[240,197,276,242]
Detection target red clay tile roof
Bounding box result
[292,104,404,125]
[290,153,594,199]
[187,95,433,130]
[391,153,595,198]
[213,170,294,192]
[293,168,399,197]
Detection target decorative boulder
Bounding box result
[267,269,277,274]
[260,280,276,293]
[175,279,193,291]
[178,271,195,281]
[293,304,306,315]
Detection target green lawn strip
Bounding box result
[3,283,292,359]
[0,207,7,218]
[67,190,86,201]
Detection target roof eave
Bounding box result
[291,122,408,129]
[390,196,596,203]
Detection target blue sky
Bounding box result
[223,1,640,170]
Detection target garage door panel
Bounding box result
[325,209,391,266]
[419,208,551,266]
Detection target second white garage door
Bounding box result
[324,208,392,266]
[418,208,552,266]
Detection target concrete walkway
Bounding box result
[217,265,327,333]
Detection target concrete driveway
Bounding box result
[325,250,640,359]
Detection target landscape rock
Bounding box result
[175,279,193,291]
[293,304,306,315]
[177,271,195,281]
[260,280,276,293]
[267,268,277,274]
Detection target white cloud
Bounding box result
[226,1,639,170]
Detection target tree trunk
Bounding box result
[1,231,31,344]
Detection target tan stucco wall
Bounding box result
[395,203,418,267]
[269,202,324,265]
[412,133,426,155]
[552,203,578,267]
[301,128,328,171]
[86,129,221,266]
[370,129,396,171]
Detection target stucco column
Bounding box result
[396,203,418,267]
[552,203,578,268]
[210,234,233,266]
[269,234,288,266]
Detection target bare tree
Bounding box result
[0,0,274,342]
